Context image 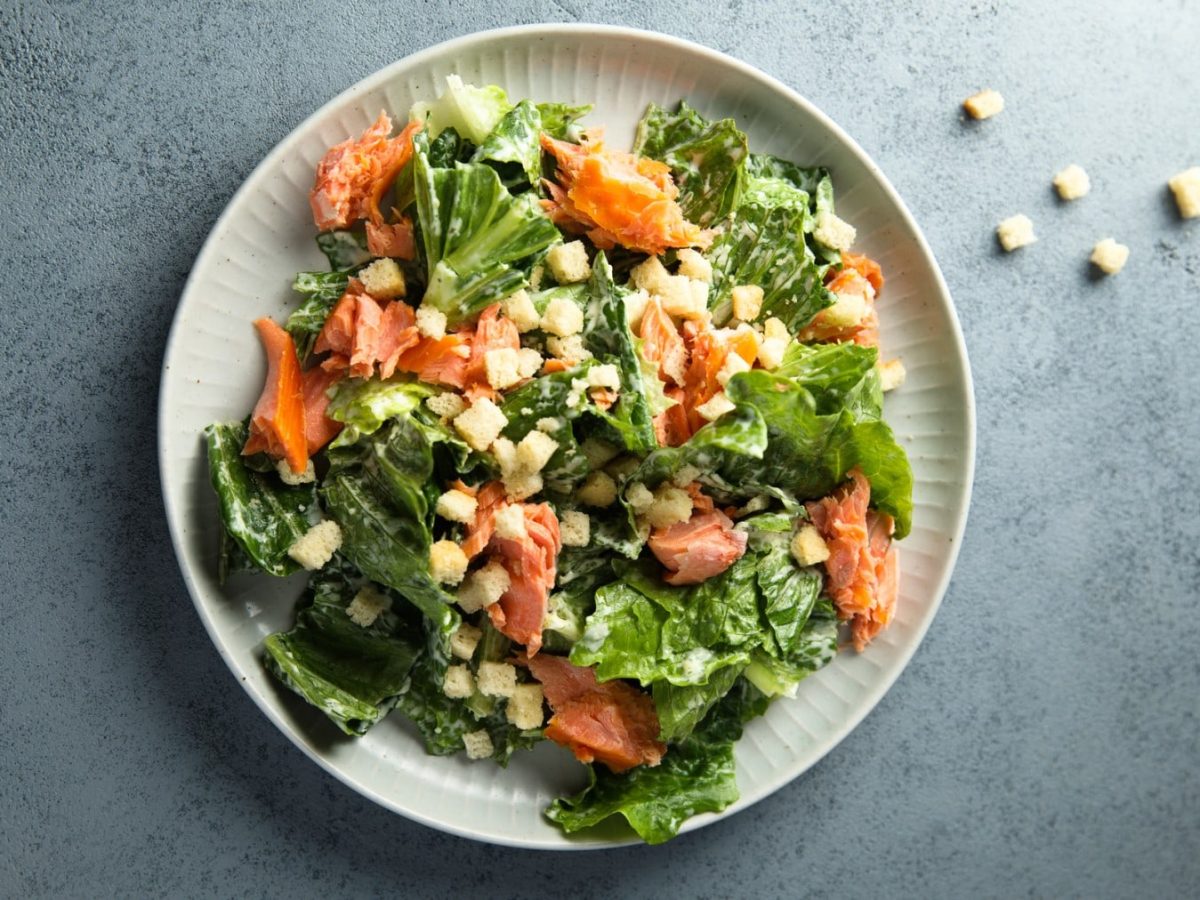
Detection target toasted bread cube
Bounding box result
[813,211,857,252]
[462,729,494,760]
[577,471,618,508]
[346,586,391,627]
[731,284,764,322]
[546,334,592,363]
[541,296,585,337]
[879,358,907,392]
[822,289,868,329]
[676,248,713,282]
[493,504,528,541]
[1090,238,1129,275]
[630,255,673,295]
[501,289,540,332]
[506,683,545,730]
[587,364,622,391]
[717,350,752,386]
[429,540,469,585]
[450,623,483,661]
[477,661,518,698]
[624,288,650,331]
[1053,164,1091,201]
[671,464,702,488]
[546,240,591,284]
[645,486,693,528]
[484,347,523,391]
[1168,167,1200,219]
[456,560,510,613]
[963,88,1004,120]
[695,391,737,422]
[516,348,543,379]
[996,214,1036,252]
[287,520,342,570]
[443,664,475,699]
[436,488,478,524]
[453,397,508,451]
[791,525,830,566]
[625,481,655,513]
[503,470,543,501]
[426,391,466,420]
[559,510,591,547]
[580,437,620,469]
[358,258,406,299]
[415,304,446,339]
[276,458,316,485]
[517,430,559,473]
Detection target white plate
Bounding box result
[159,24,975,849]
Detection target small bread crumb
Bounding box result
[1089,238,1129,275]
[963,89,1004,120]
[1053,164,1090,201]
[996,214,1036,252]
[1168,167,1200,219]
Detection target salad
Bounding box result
[204,76,913,844]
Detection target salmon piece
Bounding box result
[648,507,748,585]
[309,114,421,231]
[242,318,308,474]
[805,469,897,651]
[374,301,419,379]
[801,268,877,344]
[841,251,884,296]
[525,654,666,772]
[541,358,571,374]
[347,294,385,379]
[590,387,618,411]
[488,503,561,654]
[301,365,344,453]
[463,304,520,388]
[654,386,692,447]
[640,297,687,386]
[319,353,349,374]
[394,333,472,389]
[541,132,706,255]
[313,284,361,357]
[683,482,715,513]
[681,323,757,433]
[463,482,560,654]
[365,214,416,260]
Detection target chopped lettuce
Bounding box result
[744,597,838,698]
[473,99,543,188]
[579,254,658,455]
[204,422,316,577]
[413,131,562,324]
[410,75,512,145]
[325,378,435,448]
[322,417,460,641]
[546,678,767,844]
[263,562,422,735]
[707,174,835,329]
[634,101,748,226]
[315,229,372,269]
[536,101,591,140]
[652,662,745,743]
[285,270,352,358]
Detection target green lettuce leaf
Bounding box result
[204,422,316,577]
[413,131,562,324]
[536,102,591,140]
[263,562,422,735]
[579,253,657,455]
[707,174,835,329]
[775,341,883,420]
[744,597,838,698]
[652,662,745,743]
[325,378,435,448]
[409,75,512,145]
[633,100,748,226]
[285,270,351,358]
[321,417,460,640]
[473,99,542,188]
[315,229,372,269]
[545,678,767,844]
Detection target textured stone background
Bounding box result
[2,1,1198,897]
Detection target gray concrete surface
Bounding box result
[2,1,1198,897]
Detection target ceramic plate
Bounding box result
[159,24,975,848]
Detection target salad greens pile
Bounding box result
[205,77,911,845]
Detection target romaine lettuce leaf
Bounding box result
[413,131,562,324]
[315,229,372,269]
[536,102,591,140]
[633,101,748,226]
[321,417,460,640]
[545,678,767,844]
[744,597,838,698]
[774,341,881,418]
[652,662,745,743]
[204,422,316,577]
[409,75,512,145]
[707,175,834,330]
[579,254,658,455]
[498,367,593,492]
[754,544,822,657]
[285,270,351,358]
[263,562,422,735]
[473,99,542,188]
[325,378,435,448]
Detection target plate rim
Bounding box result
[158,22,976,850]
